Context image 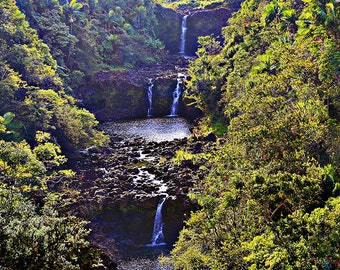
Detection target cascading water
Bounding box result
[169,78,181,116]
[147,79,153,117]
[179,15,188,55]
[170,74,185,116]
[147,197,167,247]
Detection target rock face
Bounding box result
[154,4,182,54]
[77,71,147,122]
[76,71,182,121]
[149,77,176,117]
[154,5,234,56]
[185,8,232,55]
[76,58,202,121]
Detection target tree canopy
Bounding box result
[162,0,340,269]
[0,1,109,268]
[1,0,340,268]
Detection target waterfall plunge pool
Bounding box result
[101,117,191,142]
[95,196,184,269]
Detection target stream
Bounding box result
[82,117,197,270]
[73,14,215,269]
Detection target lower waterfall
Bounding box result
[147,79,153,117]
[147,197,167,247]
[170,74,185,116]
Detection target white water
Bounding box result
[170,74,185,116]
[134,167,168,194]
[147,79,153,117]
[170,79,181,116]
[148,197,167,247]
[179,15,188,55]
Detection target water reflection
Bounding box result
[101,117,191,142]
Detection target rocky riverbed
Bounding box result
[48,118,219,268]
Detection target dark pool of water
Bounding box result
[101,117,191,142]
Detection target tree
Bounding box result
[0,123,99,269]
[24,89,108,150]
[164,0,340,268]
[0,184,97,270]
[36,9,78,66]
[64,0,84,35]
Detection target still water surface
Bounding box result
[101,117,191,142]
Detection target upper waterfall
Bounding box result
[179,15,188,55]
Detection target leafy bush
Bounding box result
[24,89,108,150]
[0,185,97,270]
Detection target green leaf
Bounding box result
[3,112,15,125]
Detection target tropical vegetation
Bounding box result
[155,0,242,9]
[1,0,339,268]
[161,0,340,269]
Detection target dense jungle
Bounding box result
[0,0,339,269]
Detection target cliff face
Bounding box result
[74,6,237,122]
[186,8,232,55]
[154,5,234,55]
[154,4,183,54]
[76,71,147,122]
[75,68,200,122]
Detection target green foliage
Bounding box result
[0,112,23,141]
[17,0,165,78]
[0,129,69,187]
[33,132,67,169]
[2,112,15,126]
[24,90,108,150]
[0,1,62,89]
[172,148,196,165]
[154,0,228,9]
[0,126,100,268]
[0,1,108,151]
[0,4,109,261]
[0,139,46,186]
[166,0,340,269]
[0,185,97,270]
[211,118,228,135]
[36,9,79,63]
[245,196,340,269]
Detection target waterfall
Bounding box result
[147,79,153,117]
[170,74,185,116]
[148,197,166,247]
[170,78,181,116]
[179,15,188,55]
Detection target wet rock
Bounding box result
[126,168,139,175]
[205,132,217,142]
[117,174,129,181]
[154,4,182,54]
[94,189,107,197]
